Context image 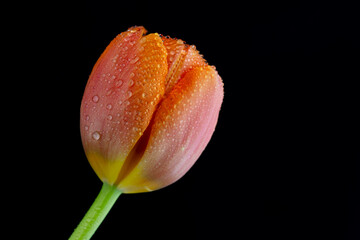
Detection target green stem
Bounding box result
[69,182,122,240]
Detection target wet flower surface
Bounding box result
[80,26,224,193]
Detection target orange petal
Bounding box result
[162,36,207,95]
[118,65,223,193]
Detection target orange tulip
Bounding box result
[71,26,223,240]
[80,26,223,193]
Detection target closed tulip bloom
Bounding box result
[80,27,223,193]
[71,26,223,240]
[80,26,223,193]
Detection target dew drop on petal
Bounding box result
[130,56,139,64]
[92,95,99,103]
[92,131,100,140]
[129,79,134,87]
[106,104,112,110]
[106,89,114,96]
[115,80,123,87]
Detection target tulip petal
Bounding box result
[162,37,186,93]
[80,27,168,184]
[162,37,207,95]
[118,65,223,193]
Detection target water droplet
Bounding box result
[141,92,147,98]
[85,115,90,121]
[127,91,132,98]
[129,79,134,87]
[115,80,123,87]
[130,57,139,64]
[129,72,135,78]
[92,131,100,140]
[106,104,112,110]
[92,95,99,103]
[107,115,113,120]
[84,126,89,131]
[106,89,114,96]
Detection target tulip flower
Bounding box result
[70,26,223,240]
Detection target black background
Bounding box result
[8,1,359,239]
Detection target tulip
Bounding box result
[70,26,223,240]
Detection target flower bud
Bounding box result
[80,26,223,193]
